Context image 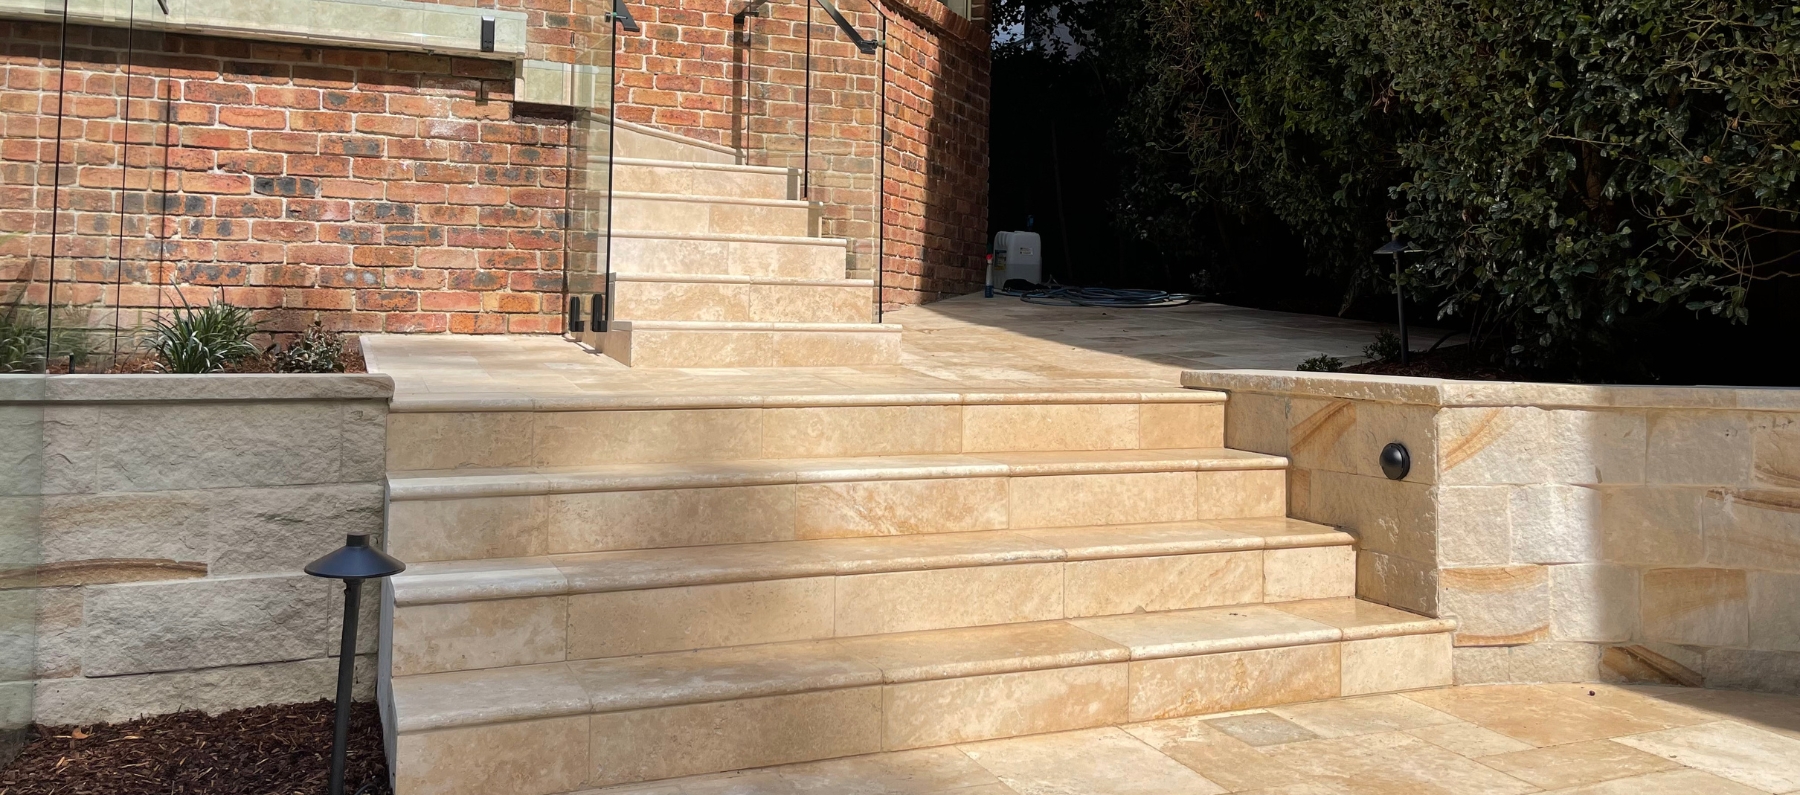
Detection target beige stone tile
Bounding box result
[1264,547,1355,602]
[1124,716,1310,791]
[1640,567,1749,647]
[1402,720,1533,757]
[1534,683,1718,728]
[960,727,1226,795]
[1197,469,1287,519]
[1128,643,1340,721]
[1479,739,1678,790]
[392,663,591,734]
[568,642,877,715]
[771,331,902,368]
[1306,470,1435,562]
[396,715,589,795]
[775,746,1001,793]
[836,621,1127,683]
[1063,551,1262,617]
[1646,411,1753,485]
[1008,471,1198,528]
[796,478,1008,538]
[388,495,544,562]
[387,411,534,471]
[1205,712,1321,747]
[534,408,763,466]
[961,403,1140,453]
[882,664,1129,750]
[1257,731,1538,795]
[1341,633,1453,696]
[1072,604,1340,659]
[1024,521,1263,559]
[764,406,962,458]
[1270,693,1459,739]
[567,579,834,659]
[1614,720,1800,794]
[392,597,567,676]
[587,688,884,787]
[1640,685,1800,740]
[834,563,1064,636]
[1401,685,1676,746]
[1140,402,1225,449]
[1751,571,1800,652]
[1438,565,1550,646]
[1268,598,1451,640]
[545,485,797,552]
[1535,768,1765,795]
[1600,486,1706,565]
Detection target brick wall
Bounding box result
[1,21,574,340]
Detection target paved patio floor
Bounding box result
[365,294,1442,399]
[591,684,1800,795]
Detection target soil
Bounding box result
[1341,345,1545,381]
[0,700,389,795]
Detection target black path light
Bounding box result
[1374,237,1422,366]
[1380,442,1412,480]
[306,533,406,795]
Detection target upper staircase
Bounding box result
[380,387,1456,794]
[595,123,899,368]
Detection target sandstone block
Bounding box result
[1511,484,1602,564]
[33,655,376,725]
[1549,563,1637,642]
[1749,571,1800,652]
[1601,486,1705,566]
[1437,486,1511,566]
[1438,565,1549,646]
[82,575,334,676]
[1646,411,1753,486]
[1640,567,1749,647]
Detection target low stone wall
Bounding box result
[0,373,392,725]
[1184,370,1800,694]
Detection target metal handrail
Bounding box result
[815,0,879,53]
[611,0,640,33]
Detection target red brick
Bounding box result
[384,312,449,332]
[180,172,254,194]
[220,106,287,129]
[357,290,418,311]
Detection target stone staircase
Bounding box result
[594,122,899,367]
[380,389,1457,795]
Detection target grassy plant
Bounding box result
[146,302,261,373]
[272,319,345,374]
[1297,354,1343,372]
[1363,329,1403,364]
[0,304,46,373]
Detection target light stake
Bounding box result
[305,533,406,795]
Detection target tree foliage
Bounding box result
[1046,0,1800,369]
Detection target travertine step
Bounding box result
[612,192,815,237]
[610,230,848,280]
[385,447,1289,561]
[608,273,872,324]
[385,389,1227,471]
[600,320,901,367]
[612,119,737,165]
[610,158,797,201]
[389,518,1356,674]
[390,598,1456,794]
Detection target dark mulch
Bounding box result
[1342,345,1548,381]
[0,700,389,795]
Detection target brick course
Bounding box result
[1,21,572,336]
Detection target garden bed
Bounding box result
[0,701,389,795]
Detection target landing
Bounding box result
[590,684,1800,795]
[363,295,1432,399]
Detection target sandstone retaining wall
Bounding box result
[1185,370,1800,694]
[0,372,391,724]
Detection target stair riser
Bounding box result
[613,164,793,200]
[609,280,872,324]
[391,547,1356,675]
[610,236,846,280]
[602,326,900,367]
[387,469,1286,562]
[386,402,1226,471]
[614,125,736,164]
[613,197,814,237]
[390,633,1453,795]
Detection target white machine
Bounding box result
[989,230,1043,289]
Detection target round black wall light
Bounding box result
[1380,442,1411,480]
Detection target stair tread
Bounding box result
[387,389,1226,415]
[611,228,847,246]
[614,190,811,208]
[612,157,792,175]
[390,598,1455,733]
[610,272,873,287]
[387,447,1289,499]
[611,320,899,332]
[392,518,1350,605]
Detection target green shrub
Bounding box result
[273,320,345,374]
[1363,329,1404,363]
[146,302,261,374]
[1071,0,1800,371]
[0,304,45,373]
[1298,353,1345,372]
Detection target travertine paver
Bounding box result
[589,685,1800,794]
[364,294,1444,400]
